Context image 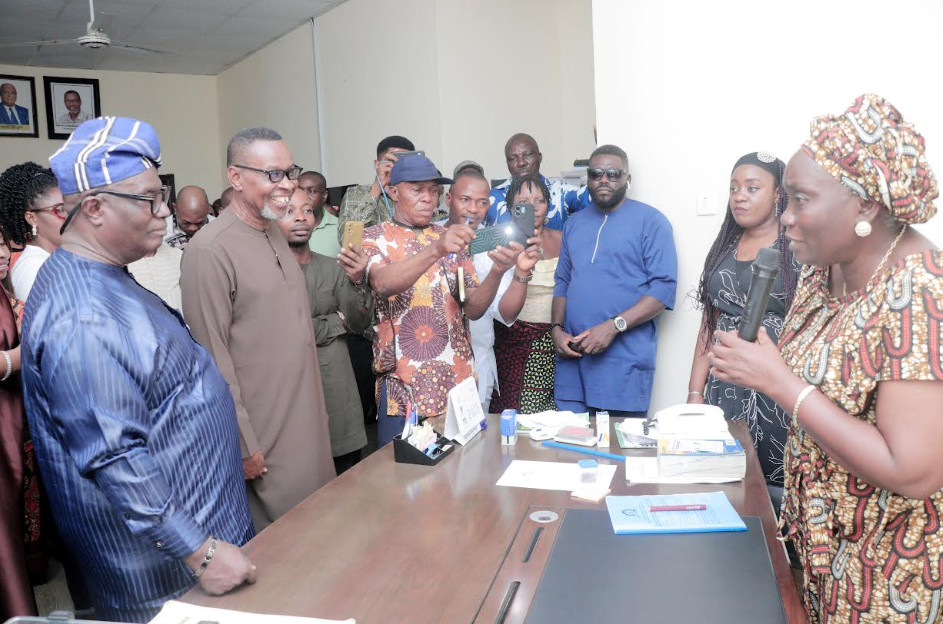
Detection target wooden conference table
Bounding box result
[184,415,807,624]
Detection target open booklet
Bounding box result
[149,601,354,624]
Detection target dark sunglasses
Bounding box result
[587,168,627,181]
[233,164,303,183]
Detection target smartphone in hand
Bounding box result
[342,221,364,250]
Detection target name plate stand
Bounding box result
[444,377,484,445]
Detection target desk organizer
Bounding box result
[393,432,455,466]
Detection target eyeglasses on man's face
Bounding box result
[587,168,627,181]
[233,164,303,183]
[89,185,172,216]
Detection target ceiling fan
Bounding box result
[0,0,168,54]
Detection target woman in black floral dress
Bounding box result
[686,152,799,488]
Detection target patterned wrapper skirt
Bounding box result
[489,320,557,414]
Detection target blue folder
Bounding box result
[605,491,746,534]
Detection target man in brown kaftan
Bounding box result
[181,127,335,530]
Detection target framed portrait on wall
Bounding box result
[43,76,101,140]
[0,74,39,138]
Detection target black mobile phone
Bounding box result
[467,203,536,255]
[510,202,535,245]
[378,150,425,165]
[393,150,425,159]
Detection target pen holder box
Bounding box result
[393,432,455,466]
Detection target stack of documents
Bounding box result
[657,438,746,481]
[605,491,746,534]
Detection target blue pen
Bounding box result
[449,216,472,262]
[542,440,627,462]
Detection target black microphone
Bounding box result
[737,247,781,342]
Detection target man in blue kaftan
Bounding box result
[20,117,256,622]
[551,144,677,417]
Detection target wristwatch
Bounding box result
[513,272,532,283]
[612,316,628,332]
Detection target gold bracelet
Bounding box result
[793,384,816,423]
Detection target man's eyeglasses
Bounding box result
[60,185,171,235]
[587,168,627,181]
[29,202,68,221]
[88,185,172,216]
[233,164,303,183]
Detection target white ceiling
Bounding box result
[0,0,346,75]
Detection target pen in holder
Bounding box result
[393,407,455,466]
[393,431,455,466]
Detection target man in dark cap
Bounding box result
[336,134,415,245]
[360,153,519,446]
[21,117,256,622]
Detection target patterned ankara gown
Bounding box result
[778,252,943,624]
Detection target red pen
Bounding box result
[648,504,707,512]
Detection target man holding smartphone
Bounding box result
[439,166,526,413]
[362,154,519,446]
[336,135,416,246]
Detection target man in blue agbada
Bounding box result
[21,117,256,622]
[551,144,678,417]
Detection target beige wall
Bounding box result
[0,63,223,198]
[216,24,322,181]
[316,0,595,186]
[315,0,444,186]
[592,0,943,414]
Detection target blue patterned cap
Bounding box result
[49,117,162,196]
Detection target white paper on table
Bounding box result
[149,601,355,624]
[517,410,589,432]
[496,459,617,491]
[618,418,729,442]
[623,456,740,484]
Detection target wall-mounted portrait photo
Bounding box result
[0,74,39,138]
[43,76,101,140]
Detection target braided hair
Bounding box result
[694,155,797,353]
[0,162,58,246]
[505,173,550,213]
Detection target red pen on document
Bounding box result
[648,504,707,512]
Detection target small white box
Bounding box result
[596,411,610,448]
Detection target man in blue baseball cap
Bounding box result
[354,153,521,446]
[20,117,256,622]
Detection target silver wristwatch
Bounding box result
[612,316,627,332]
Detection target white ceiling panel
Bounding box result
[2,0,66,21]
[0,0,349,75]
[159,0,252,12]
[237,0,335,19]
[0,48,39,66]
[135,7,230,35]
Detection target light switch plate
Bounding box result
[696,192,718,216]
